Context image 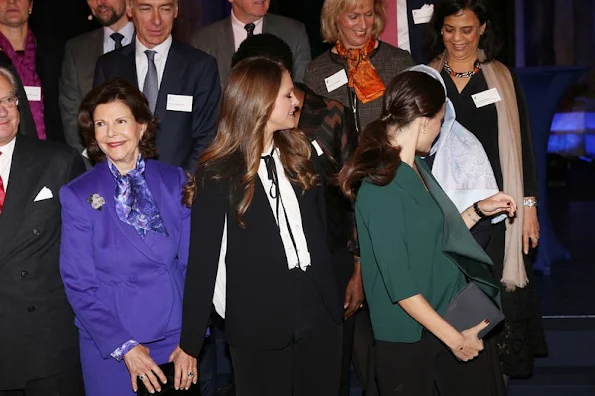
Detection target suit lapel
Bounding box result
[81,29,105,95]
[155,40,187,117]
[218,18,235,80]
[121,42,139,89]
[0,137,43,250]
[96,162,161,264]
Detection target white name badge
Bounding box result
[24,86,42,102]
[312,140,324,157]
[325,69,348,93]
[472,88,502,108]
[166,94,193,112]
[412,4,434,25]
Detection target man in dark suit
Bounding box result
[0,66,85,396]
[192,0,311,86]
[59,0,134,167]
[94,0,220,172]
[0,0,65,142]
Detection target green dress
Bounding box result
[355,157,501,343]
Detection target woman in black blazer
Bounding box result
[179,57,343,396]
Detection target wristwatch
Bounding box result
[523,197,538,207]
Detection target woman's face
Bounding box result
[93,100,146,173]
[417,103,446,154]
[442,9,485,62]
[266,71,299,138]
[337,0,375,49]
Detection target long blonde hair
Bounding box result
[190,57,317,226]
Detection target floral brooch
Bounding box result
[87,193,106,211]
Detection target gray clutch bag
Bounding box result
[444,282,505,339]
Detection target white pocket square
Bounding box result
[34,186,53,202]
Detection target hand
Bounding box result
[523,204,540,254]
[343,267,364,319]
[477,192,517,218]
[123,344,167,393]
[448,320,489,361]
[169,346,198,390]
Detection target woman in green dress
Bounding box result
[338,68,516,396]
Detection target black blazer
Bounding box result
[180,157,343,357]
[93,39,221,172]
[0,136,84,389]
[36,33,66,142]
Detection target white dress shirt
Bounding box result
[135,35,173,91]
[231,10,264,51]
[397,0,410,53]
[102,22,135,54]
[213,147,312,318]
[0,137,16,191]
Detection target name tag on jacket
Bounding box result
[325,70,348,93]
[24,86,42,101]
[166,94,193,112]
[472,88,502,108]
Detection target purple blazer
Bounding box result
[59,160,190,359]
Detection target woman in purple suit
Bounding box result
[59,78,198,395]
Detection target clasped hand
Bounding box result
[449,320,489,361]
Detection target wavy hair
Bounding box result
[320,0,386,43]
[339,71,445,200]
[184,57,317,226]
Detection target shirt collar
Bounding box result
[135,34,173,59]
[0,135,16,159]
[230,9,264,32]
[103,21,135,44]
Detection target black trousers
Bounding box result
[229,313,342,396]
[0,369,85,396]
[375,331,505,396]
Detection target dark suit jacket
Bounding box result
[0,135,84,389]
[0,51,37,139]
[94,39,221,172]
[59,28,103,163]
[180,155,342,357]
[192,13,311,86]
[36,33,66,142]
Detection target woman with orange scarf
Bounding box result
[304,0,414,133]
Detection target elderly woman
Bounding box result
[59,78,199,396]
[425,0,547,380]
[304,0,414,133]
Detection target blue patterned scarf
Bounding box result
[107,157,168,238]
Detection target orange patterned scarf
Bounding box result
[335,38,386,104]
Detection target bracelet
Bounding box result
[473,202,486,219]
[465,209,478,223]
[523,197,538,207]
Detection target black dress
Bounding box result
[441,68,548,378]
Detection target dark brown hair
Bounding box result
[78,77,158,163]
[338,71,446,200]
[184,57,317,226]
[424,0,501,63]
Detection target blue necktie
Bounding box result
[143,50,158,113]
[110,32,124,49]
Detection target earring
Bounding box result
[422,127,427,135]
[440,29,444,35]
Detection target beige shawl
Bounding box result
[429,51,528,290]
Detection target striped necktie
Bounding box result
[143,50,158,113]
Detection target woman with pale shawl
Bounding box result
[424,0,547,381]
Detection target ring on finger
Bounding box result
[188,372,195,377]
[138,374,146,381]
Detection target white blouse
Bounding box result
[213,148,312,318]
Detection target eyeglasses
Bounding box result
[0,94,19,108]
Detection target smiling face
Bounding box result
[336,0,375,49]
[94,100,146,174]
[0,0,31,28]
[265,71,298,142]
[442,8,485,63]
[87,0,127,27]
[128,0,177,48]
[0,73,19,147]
[417,103,446,154]
[229,0,269,24]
